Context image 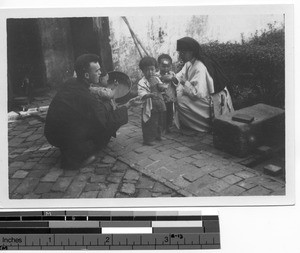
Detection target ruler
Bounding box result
[0,211,220,250]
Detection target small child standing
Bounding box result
[157,54,177,133]
[138,57,166,146]
[89,70,117,110]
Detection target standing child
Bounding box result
[138,57,166,146]
[157,54,177,133]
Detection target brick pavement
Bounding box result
[8,95,285,199]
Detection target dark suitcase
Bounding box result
[213,103,285,157]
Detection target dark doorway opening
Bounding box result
[69,17,113,72]
[7,18,46,111]
[69,18,100,59]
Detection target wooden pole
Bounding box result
[126,24,144,59]
[122,17,149,57]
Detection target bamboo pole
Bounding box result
[126,22,143,58]
[122,17,149,57]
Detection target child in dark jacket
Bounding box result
[138,57,167,146]
[157,54,177,133]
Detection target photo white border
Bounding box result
[0,4,295,209]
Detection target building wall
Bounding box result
[38,18,75,88]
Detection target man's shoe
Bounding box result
[156,136,167,141]
[81,155,97,167]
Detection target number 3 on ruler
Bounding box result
[164,236,169,243]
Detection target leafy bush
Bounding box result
[202,23,285,109]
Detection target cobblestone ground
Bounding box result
[8,94,285,199]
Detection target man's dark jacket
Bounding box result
[44,77,128,153]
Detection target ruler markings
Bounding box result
[179,244,202,249]
[0,212,220,250]
[87,246,109,250]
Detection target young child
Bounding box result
[89,70,117,110]
[157,54,177,133]
[138,56,166,146]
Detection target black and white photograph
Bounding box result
[2,5,294,207]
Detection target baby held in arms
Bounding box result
[89,69,118,110]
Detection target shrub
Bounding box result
[201,23,285,109]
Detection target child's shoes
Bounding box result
[143,141,155,146]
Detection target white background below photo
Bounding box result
[0,1,299,253]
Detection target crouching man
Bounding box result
[44,54,131,170]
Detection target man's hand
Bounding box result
[124,97,143,108]
[124,101,132,109]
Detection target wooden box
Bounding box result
[213,103,285,157]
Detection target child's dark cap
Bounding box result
[139,56,158,70]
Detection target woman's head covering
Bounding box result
[177,37,201,57]
[176,37,229,94]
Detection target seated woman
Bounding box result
[162,36,234,132]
